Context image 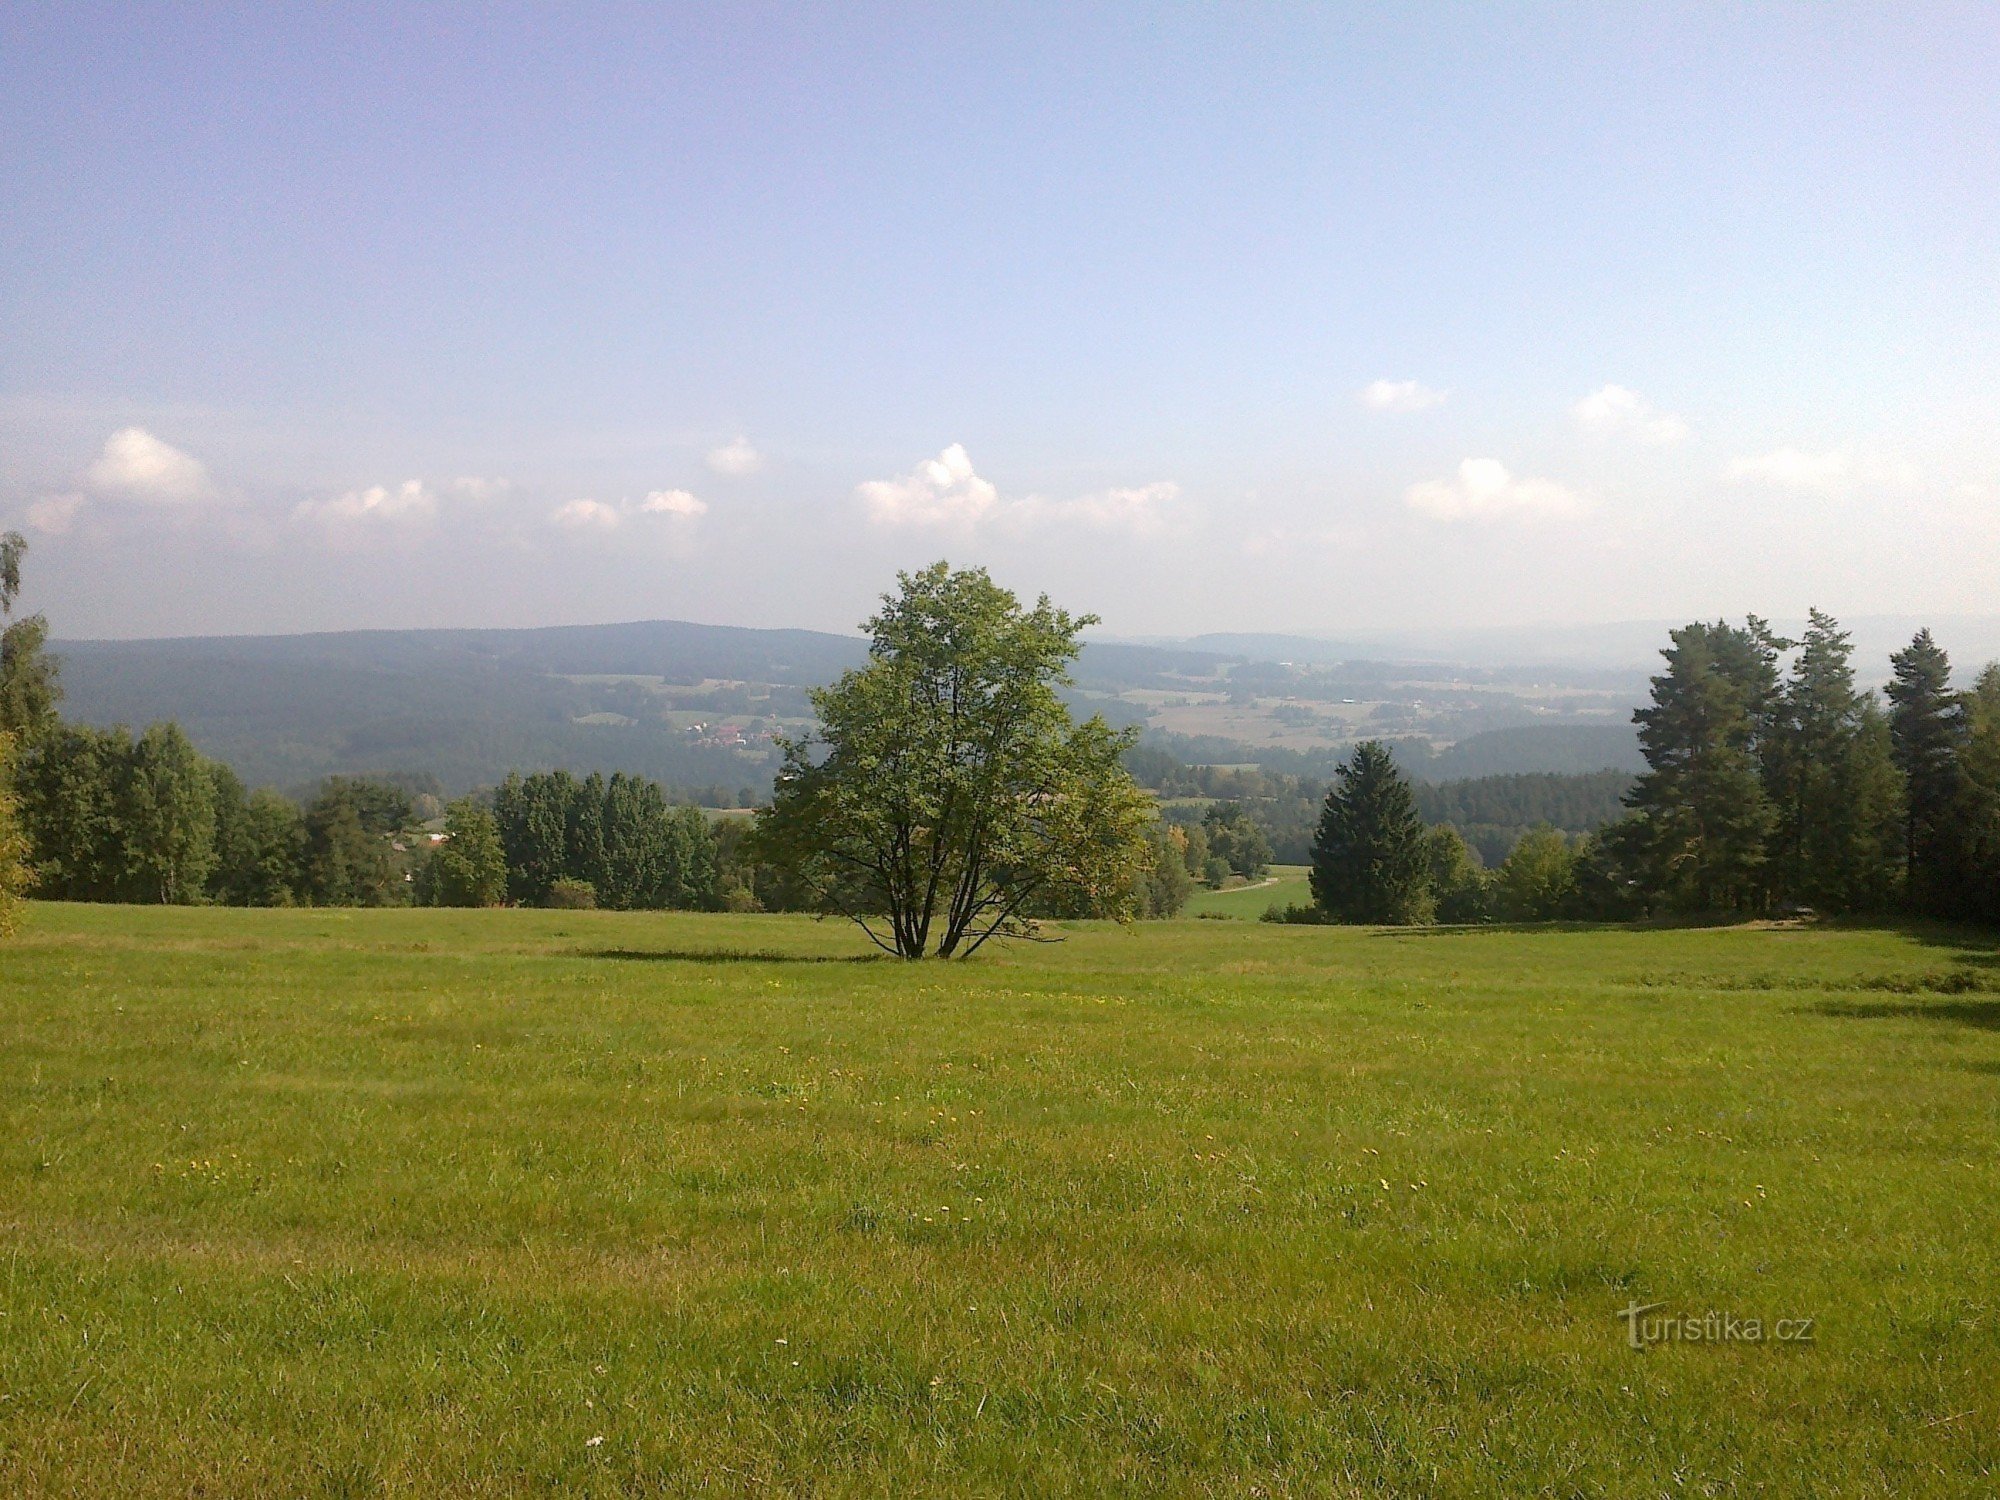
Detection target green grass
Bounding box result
[1183,864,1311,919]
[3,905,1999,1496]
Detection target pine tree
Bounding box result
[1886,629,1966,911]
[1623,621,1777,914]
[1309,740,1432,924]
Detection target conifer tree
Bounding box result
[1623,621,1777,914]
[1770,610,1903,912]
[1886,629,1966,909]
[1309,740,1432,924]
[1956,664,2000,926]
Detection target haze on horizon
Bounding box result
[3,4,1996,644]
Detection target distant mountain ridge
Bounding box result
[49,619,1243,795]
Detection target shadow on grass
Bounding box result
[1807,998,2000,1032]
[580,948,887,965]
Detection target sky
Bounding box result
[2,2,1997,644]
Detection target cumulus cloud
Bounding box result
[550,498,624,530]
[291,476,502,530]
[297,479,441,525]
[84,426,214,503]
[705,437,763,476]
[550,489,710,533]
[858,445,1177,535]
[859,444,1000,528]
[1572,385,1689,445]
[1405,458,1590,522]
[1360,379,1448,412]
[639,488,708,518]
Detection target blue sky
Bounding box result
[3,2,1996,640]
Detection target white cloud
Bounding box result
[84,427,213,503]
[550,489,708,534]
[858,445,1178,536]
[859,444,1001,528]
[639,488,707,519]
[1724,448,1852,492]
[1405,458,1590,522]
[1572,385,1689,445]
[24,492,86,535]
[551,498,624,531]
[297,479,440,525]
[1360,379,1448,412]
[705,437,763,476]
[293,476,504,528]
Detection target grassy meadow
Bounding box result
[4,904,1999,1495]
[1184,863,1312,920]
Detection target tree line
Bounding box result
[1289,612,2000,926]
[0,532,726,915]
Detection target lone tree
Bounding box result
[753,561,1152,958]
[1309,740,1432,924]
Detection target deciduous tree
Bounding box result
[752,562,1152,957]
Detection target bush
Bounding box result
[1259,902,1324,924]
[546,877,597,909]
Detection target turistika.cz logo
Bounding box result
[1618,1302,1816,1349]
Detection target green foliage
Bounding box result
[1623,620,1780,915]
[0,531,62,738]
[0,731,27,935]
[422,798,509,908]
[752,562,1153,957]
[1767,611,1904,913]
[1493,825,1579,921]
[1887,629,1967,908]
[1309,740,1433,925]
[217,787,307,906]
[1201,801,1272,880]
[1131,820,1195,918]
[121,723,219,904]
[302,778,409,907]
[1422,824,1490,923]
[13,723,133,900]
[1958,665,2000,926]
[493,770,717,910]
[546,876,598,910]
[1412,769,1634,867]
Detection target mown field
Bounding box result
[3,905,1999,1496]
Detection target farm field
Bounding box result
[1183,863,1312,919]
[4,906,2000,1495]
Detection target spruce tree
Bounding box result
[1771,610,1903,912]
[1886,629,1966,910]
[1309,740,1432,924]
